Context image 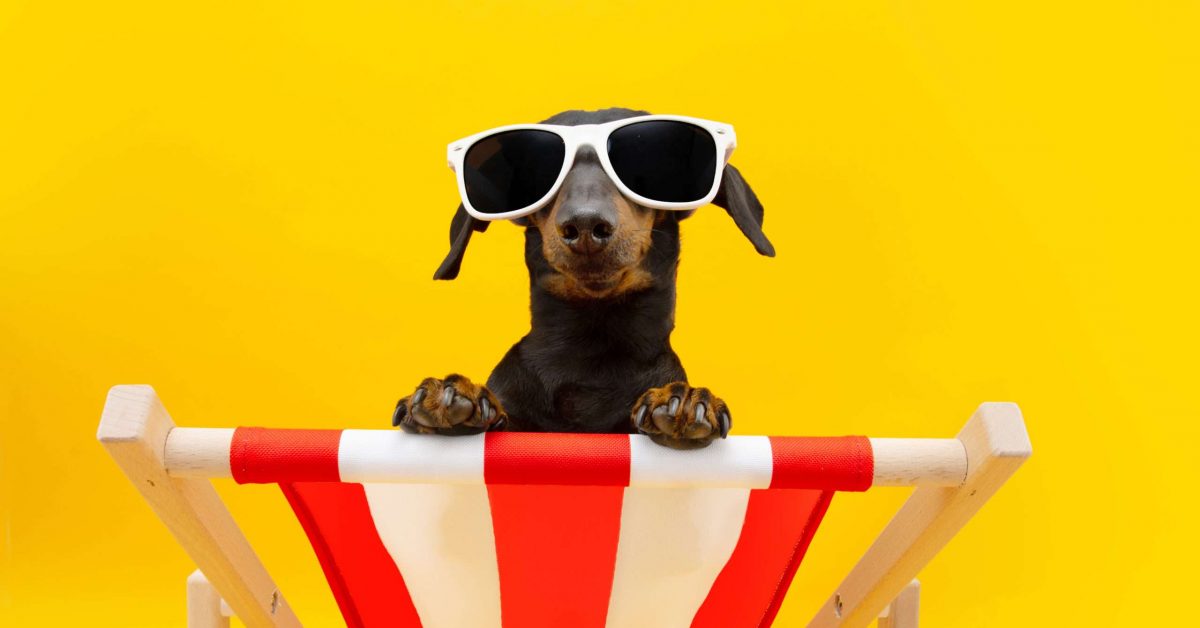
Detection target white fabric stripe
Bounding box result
[604,487,752,628]
[628,435,773,488]
[338,429,485,484]
[362,483,502,628]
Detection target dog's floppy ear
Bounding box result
[433,204,489,280]
[713,164,775,257]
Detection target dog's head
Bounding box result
[434,108,774,300]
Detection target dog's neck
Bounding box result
[523,221,680,363]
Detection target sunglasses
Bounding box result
[448,115,737,221]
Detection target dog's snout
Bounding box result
[558,208,614,255]
[555,155,621,256]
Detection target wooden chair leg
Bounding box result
[809,403,1031,627]
[99,386,300,627]
[877,579,919,628]
[188,570,232,628]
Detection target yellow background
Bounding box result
[2,1,1197,625]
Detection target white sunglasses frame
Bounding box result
[447,114,737,221]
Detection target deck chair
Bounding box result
[97,385,1031,627]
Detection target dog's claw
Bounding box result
[631,383,729,449]
[394,375,507,435]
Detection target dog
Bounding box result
[391,107,773,449]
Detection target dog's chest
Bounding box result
[549,381,636,433]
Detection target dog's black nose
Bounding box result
[558,208,614,255]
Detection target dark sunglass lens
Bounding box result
[607,121,717,203]
[463,130,565,215]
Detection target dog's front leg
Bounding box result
[631,382,731,449]
[392,374,507,435]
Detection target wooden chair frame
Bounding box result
[97,385,1030,627]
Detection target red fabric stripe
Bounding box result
[769,436,874,491]
[690,489,834,627]
[484,432,631,486]
[487,485,624,628]
[280,483,422,628]
[756,491,835,626]
[231,428,342,484]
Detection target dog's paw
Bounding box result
[392,374,507,435]
[631,382,731,449]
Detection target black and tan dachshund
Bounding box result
[391,108,773,449]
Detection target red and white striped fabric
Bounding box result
[231,428,875,628]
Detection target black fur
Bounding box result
[489,211,685,433]
[421,107,770,438]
